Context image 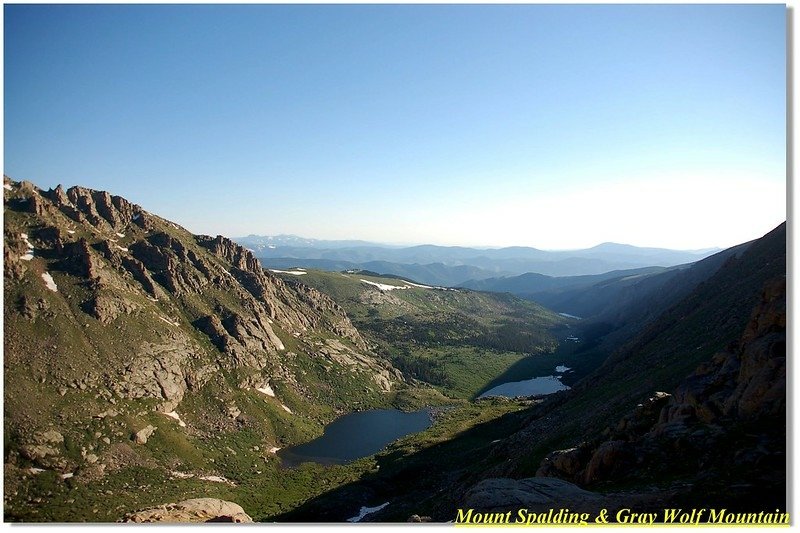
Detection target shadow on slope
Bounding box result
[270,223,786,523]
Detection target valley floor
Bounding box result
[3,395,524,522]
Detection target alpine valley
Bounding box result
[3,177,786,523]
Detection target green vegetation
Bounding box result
[4,397,528,522]
[5,181,573,523]
[278,269,569,400]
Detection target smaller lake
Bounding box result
[278,408,432,468]
[478,375,570,399]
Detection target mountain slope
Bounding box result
[458,266,670,298]
[267,268,570,399]
[3,177,404,521]
[279,223,786,521]
[464,241,755,361]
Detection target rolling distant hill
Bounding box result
[459,266,670,296]
[260,257,506,287]
[462,240,755,354]
[237,235,720,282]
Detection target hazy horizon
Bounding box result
[231,231,732,253]
[5,4,786,251]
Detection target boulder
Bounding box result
[132,425,156,445]
[122,498,252,523]
[463,477,604,514]
[536,444,591,481]
[582,440,633,485]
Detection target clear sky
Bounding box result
[4,4,786,250]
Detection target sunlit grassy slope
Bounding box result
[271,269,571,399]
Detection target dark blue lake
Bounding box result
[478,375,570,399]
[278,408,432,467]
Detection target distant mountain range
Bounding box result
[235,235,720,284]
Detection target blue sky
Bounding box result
[4,4,786,249]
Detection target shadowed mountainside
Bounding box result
[278,223,785,522]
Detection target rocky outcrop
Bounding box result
[82,293,138,324]
[17,295,52,320]
[5,178,394,389]
[18,430,67,470]
[197,234,367,350]
[112,341,209,411]
[463,477,605,514]
[122,498,252,523]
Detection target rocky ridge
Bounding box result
[3,176,403,521]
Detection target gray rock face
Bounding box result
[83,293,138,324]
[463,477,603,514]
[114,342,192,411]
[122,498,252,523]
[20,445,60,463]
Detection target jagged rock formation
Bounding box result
[4,177,397,406]
[3,176,403,521]
[122,498,252,523]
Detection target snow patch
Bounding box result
[67,230,76,235]
[281,404,293,414]
[347,502,389,523]
[157,316,180,327]
[41,272,58,292]
[115,232,125,238]
[162,411,186,427]
[28,467,45,474]
[170,471,194,479]
[269,269,307,276]
[114,245,129,252]
[555,365,572,373]
[360,279,409,291]
[132,213,141,221]
[3,183,12,191]
[559,312,582,320]
[199,475,234,485]
[60,473,74,480]
[20,233,35,260]
[268,446,281,454]
[255,384,276,397]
